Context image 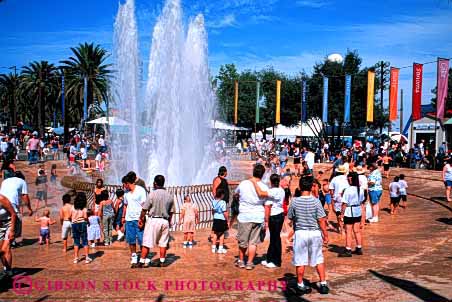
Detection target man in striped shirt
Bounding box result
[288,176,329,295]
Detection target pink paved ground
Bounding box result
[0,161,451,302]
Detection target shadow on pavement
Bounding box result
[369,270,450,302]
[279,273,312,302]
[19,238,39,247]
[0,267,44,293]
[436,218,452,225]
[327,244,343,255]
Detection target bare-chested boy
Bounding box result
[35,209,56,245]
[59,194,73,251]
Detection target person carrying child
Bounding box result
[35,209,56,245]
[180,195,199,248]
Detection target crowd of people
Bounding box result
[0,130,449,297]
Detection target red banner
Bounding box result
[437,58,449,118]
[389,68,399,121]
[412,63,423,121]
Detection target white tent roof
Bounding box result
[210,120,249,131]
[86,116,129,126]
[264,119,322,138]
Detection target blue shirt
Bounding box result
[212,199,227,220]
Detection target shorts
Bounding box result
[36,191,47,201]
[142,218,169,249]
[212,219,228,234]
[61,221,72,239]
[401,195,407,202]
[125,220,143,246]
[0,216,21,241]
[280,161,287,169]
[445,180,452,187]
[369,190,382,205]
[335,211,341,217]
[237,222,263,249]
[292,230,324,267]
[72,222,88,247]
[40,228,50,240]
[383,164,390,171]
[294,158,301,164]
[343,216,361,225]
[390,196,401,205]
[325,194,332,205]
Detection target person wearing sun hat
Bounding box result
[328,165,349,233]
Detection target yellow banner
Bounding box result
[276,80,281,124]
[367,70,375,123]
[234,80,238,125]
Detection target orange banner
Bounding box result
[367,70,375,123]
[389,68,399,121]
[276,80,281,124]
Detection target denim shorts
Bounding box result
[369,190,383,205]
[325,193,332,205]
[445,180,452,187]
[40,228,50,240]
[125,220,143,246]
[72,222,88,247]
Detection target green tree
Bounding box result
[60,42,112,126]
[0,72,20,125]
[20,61,59,135]
[215,64,240,124]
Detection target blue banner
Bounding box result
[322,77,328,123]
[344,74,351,124]
[302,80,307,122]
[61,75,65,122]
[83,76,88,121]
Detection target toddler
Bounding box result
[87,209,101,248]
[35,209,56,245]
[180,195,199,248]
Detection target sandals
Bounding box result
[73,258,79,264]
[85,257,93,264]
[245,263,255,270]
[235,259,245,269]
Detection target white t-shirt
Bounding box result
[0,141,8,153]
[358,175,368,190]
[0,177,28,219]
[389,182,401,198]
[305,152,315,170]
[98,138,105,147]
[398,180,408,195]
[80,147,87,160]
[329,175,350,211]
[235,180,268,223]
[342,186,365,217]
[124,186,146,221]
[267,187,285,216]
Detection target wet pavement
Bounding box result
[0,161,451,302]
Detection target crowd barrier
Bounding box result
[61,176,235,231]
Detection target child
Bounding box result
[180,195,199,248]
[34,169,48,210]
[399,174,408,208]
[211,188,229,254]
[50,164,57,184]
[59,193,73,252]
[113,188,125,241]
[99,190,115,246]
[389,176,401,215]
[321,179,335,230]
[35,209,56,245]
[87,209,101,248]
[71,192,91,264]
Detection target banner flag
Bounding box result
[61,75,65,122]
[367,70,375,122]
[276,80,281,124]
[322,77,328,123]
[255,81,260,124]
[83,76,88,121]
[234,80,238,124]
[437,58,449,118]
[389,67,400,121]
[412,63,423,121]
[302,80,307,122]
[344,74,351,124]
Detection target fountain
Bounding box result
[109,0,217,185]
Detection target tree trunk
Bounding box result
[38,87,43,137]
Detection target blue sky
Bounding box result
[1,0,451,130]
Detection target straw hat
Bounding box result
[335,165,347,174]
[354,166,366,175]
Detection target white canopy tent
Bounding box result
[210,120,249,131]
[252,119,323,140]
[86,116,129,126]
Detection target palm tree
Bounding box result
[60,42,112,126]
[20,61,58,135]
[0,72,20,125]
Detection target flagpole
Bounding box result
[434,58,439,167]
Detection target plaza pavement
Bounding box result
[0,161,450,302]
